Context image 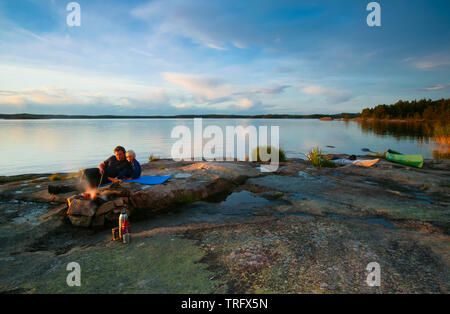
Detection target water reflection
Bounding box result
[356,120,449,159]
[0,118,448,175]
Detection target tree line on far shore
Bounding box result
[360,98,450,121]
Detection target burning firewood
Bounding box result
[66,183,132,228]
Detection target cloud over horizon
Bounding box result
[300,84,352,104]
[0,0,449,115]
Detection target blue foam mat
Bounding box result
[124,175,172,185]
[100,175,172,187]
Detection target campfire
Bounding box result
[83,188,98,200]
[66,183,132,228]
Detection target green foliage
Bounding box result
[305,147,336,168]
[176,194,200,204]
[305,147,322,167]
[360,98,450,121]
[49,174,64,181]
[0,175,36,184]
[274,192,284,199]
[251,146,287,162]
[149,154,160,162]
[319,159,337,168]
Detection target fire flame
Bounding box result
[84,188,98,200]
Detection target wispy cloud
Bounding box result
[246,85,290,95]
[415,60,450,70]
[406,53,450,70]
[163,72,232,101]
[173,103,189,109]
[0,0,449,115]
[417,84,450,91]
[0,86,170,109]
[206,43,227,50]
[129,48,154,58]
[300,84,352,104]
[129,0,274,50]
[236,98,256,109]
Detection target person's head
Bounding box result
[114,146,126,161]
[126,150,136,162]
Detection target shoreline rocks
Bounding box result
[0,158,449,293]
[8,161,263,228]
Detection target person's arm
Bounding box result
[98,156,113,176]
[117,168,132,180]
[130,161,142,179]
[98,162,106,175]
[107,177,121,183]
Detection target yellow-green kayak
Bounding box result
[385,152,423,168]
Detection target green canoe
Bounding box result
[385,152,423,168]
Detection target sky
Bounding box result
[0,0,449,115]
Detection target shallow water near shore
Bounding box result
[0,118,447,176]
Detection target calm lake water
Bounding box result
[0,119,447,176]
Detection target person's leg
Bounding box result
[48,184,79,194]
[48,168,103,195]
[81,168,102,187]
[117,168,132,180]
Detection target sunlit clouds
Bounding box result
[300,84,352,104]
[236,98,255,110]
[0,0,449,114]
[163,72,232,101]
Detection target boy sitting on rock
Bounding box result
[118,150,142,180]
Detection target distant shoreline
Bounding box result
[0,113,441,122]
[349,117,438,123]
[0,113,358,120]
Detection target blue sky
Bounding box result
[0,0,449,115]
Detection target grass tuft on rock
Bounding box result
[48,174,63,181]
[149,154,160,162]
[305,147,336,168]
[175,194,200,204]
[250,146,287,162]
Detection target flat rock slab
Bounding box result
[249,172,450,226]
[129,162,261,213]
[2,214,448,293]
[0,159,449,293]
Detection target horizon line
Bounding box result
[0,112,359,120]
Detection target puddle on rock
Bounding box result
[135,191,280,230]
[219,190,269,208]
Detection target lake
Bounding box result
[0,118,447,176]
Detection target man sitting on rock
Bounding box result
[82,146,132,187]
[48,146,132,194]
